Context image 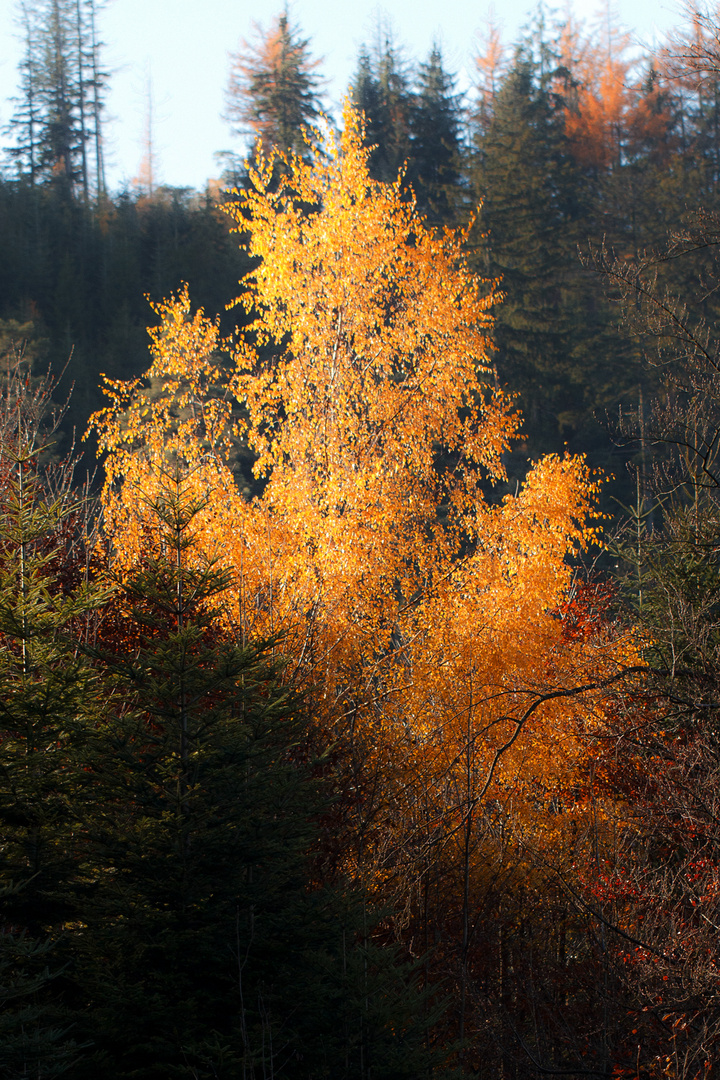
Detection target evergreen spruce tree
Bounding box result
[408,45,464,224]
[5,0,108,198]
[67,464,454,1079]
[351,29,412,184]
[69,469,303,1076]
[0,362,105,1077]
[37,0,78,193]
[472,56,575,444]
[470,48,639,489]
[8,0,43,187]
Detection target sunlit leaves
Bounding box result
[93,104,612,910]
[92,285,239,571]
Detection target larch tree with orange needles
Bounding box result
[92,104,633,1058]
[224,11,323,159]
[558,13,670,172]
[473,15,508,139]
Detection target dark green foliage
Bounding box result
[351,36,465,226]
[0,431,100,924]
[351,32,413,185]
[0,909,86,1080]
[0,364,105,1077]
[468,47,646,504]
[408,47,464,225]
[471,59,584,436]
[66,474,313,1075]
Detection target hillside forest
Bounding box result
[4,1,720,1078]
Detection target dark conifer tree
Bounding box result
[470,47,640,489]
[0,361,105,1077]
[5,0,107,199]
[472,55,575,435]
[38,0,78,193]
[351,29,412,183]
[224,11,323,161]
[408,44,464,223]
[8,0,43,187]
[65,467,451,1079]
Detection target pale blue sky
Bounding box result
[0,0,684,191]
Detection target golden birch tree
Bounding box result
[92,103,623,915]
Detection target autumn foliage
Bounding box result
[89,104,644,1068]
[95,105,607,765]
[557,19,669,171]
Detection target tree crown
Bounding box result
[225,11,323,159]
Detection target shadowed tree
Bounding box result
[408,44,464,223]
[351,26,412,183]
[5,0,108,199]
